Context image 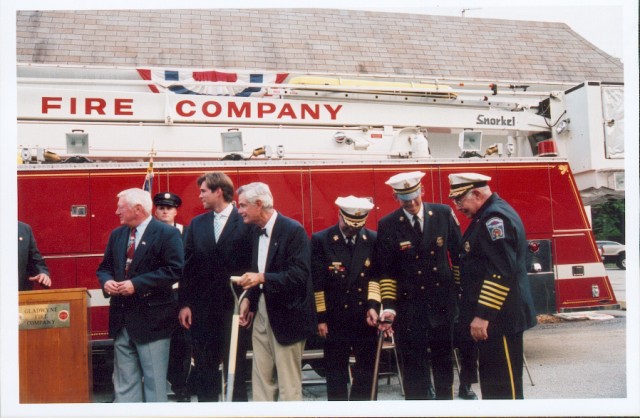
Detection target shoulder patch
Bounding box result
[486,217,505,241]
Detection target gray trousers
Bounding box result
[113,327,171,402]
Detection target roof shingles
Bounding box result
[16,8,622,83]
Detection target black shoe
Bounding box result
[458,384,478,400]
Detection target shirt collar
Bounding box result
[262,210,278,237]
[216,203,234,218]
[402,206,423,222]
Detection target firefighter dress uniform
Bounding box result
[311,196,378,401]
[449,173,537,399]
[369,172,462,400]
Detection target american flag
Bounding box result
[137,69,289,97]
[142,154,154,192]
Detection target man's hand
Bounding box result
[366,308,379,327]
[104,279,119,296]
[238,272,264,290]
[115,280,136,296]
[378,311,395,336]
[29,273,51,288]
[470,316,489,342]
[179,307,192,329]
[317,322,329,338]
[238,298,254,328]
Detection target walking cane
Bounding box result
[226,276,247,402]
[370,318,393,400]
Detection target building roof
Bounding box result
[16,8,623,84]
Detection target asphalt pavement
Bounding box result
[87,268,635,416]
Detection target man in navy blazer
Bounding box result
[18,221,51,290]
[178,172,252,402]
[237,182,316,401]
[97,188,184,402]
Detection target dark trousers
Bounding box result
[166,327,193,396]
[191,316,250,402]
[478,332,524,399]
[396,322,453,400]
[323,320,377,401]
[454,322,479,386]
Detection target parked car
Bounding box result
[596,240,626,270]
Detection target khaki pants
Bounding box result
[251,294,305,401]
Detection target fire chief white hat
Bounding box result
[385,171,425,201]
[335,196,374,228]
[448,172,492,198]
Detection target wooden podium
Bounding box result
[19,288,92,403]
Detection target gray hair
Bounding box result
[237,182,274,210]
[117,188,152,214]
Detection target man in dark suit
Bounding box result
[236,182,316,401]
[178,172,252,402]
[153,191,191,402]
[97,187,184,402]
[18,221,51,290]
[367,171,462,400]
[311,196,377,401]
[449,173,536,399]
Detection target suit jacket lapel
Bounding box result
[349,229,370,282]
[265,216,281,271]
[130,219,158,272]
[216,207,238,246]
[420,203,430,249]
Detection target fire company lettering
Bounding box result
[476,114,516,126]
[40,97,343,121]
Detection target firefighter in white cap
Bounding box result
[367,171,462,400]
[311,196,378,401]
[449,172,536,399]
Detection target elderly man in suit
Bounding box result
[97,187,184,402]
[367,171,462,400]
[311,196,378,401]
[18,221,51,290]
[178,172,252,402]
[236,182,316,401]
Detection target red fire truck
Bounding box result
[17,64,623,349]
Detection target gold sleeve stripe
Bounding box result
[314,291,326,313]
[484,280,510,292]
[478,299,502,310]
[479,293,504,307]
[368,281,381,303]
[380,278,397,301]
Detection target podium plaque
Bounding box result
[19,288,92,403]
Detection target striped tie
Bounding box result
[214,213,223,242]
[125,228,136,277]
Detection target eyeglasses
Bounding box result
[451,190,471,205]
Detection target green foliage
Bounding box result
[592,199,625,243]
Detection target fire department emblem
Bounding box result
[486,217,505,241]
[464,241,471,252]
[365,258,371,267]
[436,236,444,247]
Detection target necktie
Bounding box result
[346,236,355,255]
[413,215,422,239]
[125,227,136,277]
[214,213,223,242]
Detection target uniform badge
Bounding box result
[333,235,339,241]
[329,261,345,272]
[428,210,433,216]
[400,241,412,251]
[399,215,405,222]
[436,236,444,247]
[365,258,371,267]
[464,241,471,252]
[486,217,505,241]
[362,234,367,241]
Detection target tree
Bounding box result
[592,199,625,243]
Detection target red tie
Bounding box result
[125,228,136,277]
